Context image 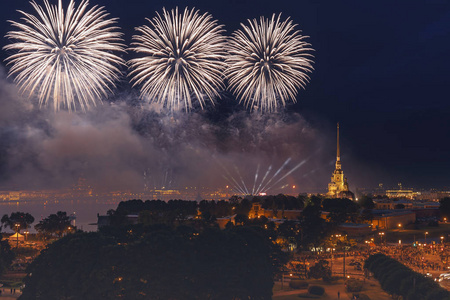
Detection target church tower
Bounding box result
[327,123,351,198]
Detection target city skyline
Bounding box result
[0,0,449,192]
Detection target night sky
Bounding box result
[1,0,450,191]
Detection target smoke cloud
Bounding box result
[0,67,340,196]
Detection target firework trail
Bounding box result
[214,156,247,194]
[129,7,227,111]
[223,175,246,195]
[258,158,292,193]
[225,14,314,112]
[266,159,308,191]
[4,0,125,111]
[255,165,272,195]
[251,163,260,195]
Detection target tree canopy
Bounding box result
[440,197,450,219]
[34,211,72,238]
[0,233,14,277]
[21,225,287,300]
[322,198,359,224]
[358,196,375,210]
[1,212,34,232]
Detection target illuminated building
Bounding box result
[327,123,352,198]
[248,202,302,220]
[385,184,415,199]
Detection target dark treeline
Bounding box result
[365,253,450,300]
[439,197,450,220]
[21,225,287,300]
[115,199,198,215]
[105,195,367,251]
[0,233,14,277]
[1,211,72,239]
[110,194,306,222]
[110,199,198,226]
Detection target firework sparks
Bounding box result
[129,7,227,111]
[225,14,314,112]
[218,158,307,196]
[4,0,125,111]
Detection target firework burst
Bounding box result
[4,0,125,111]
[129,7,227,111]
[225,14,314,112]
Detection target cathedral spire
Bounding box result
[336,123,341,170]
[328,122,351,198]
[337,123,340,161]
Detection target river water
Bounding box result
[0,199,120,233]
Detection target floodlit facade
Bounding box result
[327,123,351,198]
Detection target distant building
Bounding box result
[327,123,353,199]
[373,199,413,210]
[414,190,450,201]
[338,223,372,237]
[371,210,416,229]
[248,202,302,220]
[385,189,415,198]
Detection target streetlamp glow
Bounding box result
[14,223,20,248]
[379,232,385,245]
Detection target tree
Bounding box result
[234,214,248,225]
[0,233,14,276]
[365,254,450,300]
[21,225,286,300]
[34,211,72,238]
[360,209,374,222]
[358,195,375,210]
[299,197,327,248]
[440,197,450,220]
[322,198,359,224]
[1,212,34,232]
[235,198,252,216]
[309,260,331,281]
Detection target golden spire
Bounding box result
[337,123,340,160]
[336,123,341,169]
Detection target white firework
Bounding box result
[225,14,314,112]
[129,7,227,111]
[4,0,125,111]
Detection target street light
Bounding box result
[14,223,20,248]
[379,232,385,245]
[330,247,335,275]
[425,232,429,245]
[24,231,29,242]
